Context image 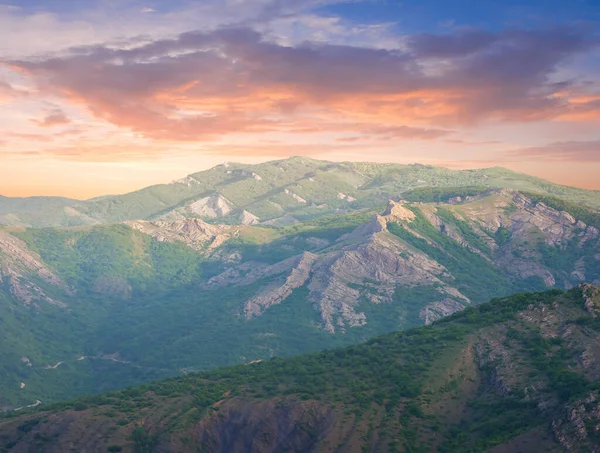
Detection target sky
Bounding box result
[1,0,600,199]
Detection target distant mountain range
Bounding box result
[2,157,599,228]
[2,286,600,452]
[0,158,599,411]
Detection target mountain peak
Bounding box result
[383,199,416,222]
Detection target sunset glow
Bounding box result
[1,0,600,198]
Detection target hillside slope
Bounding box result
[2,158,600,227]
[1,189,600,409]
[2,286,600,452]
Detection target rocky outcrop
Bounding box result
[309,232,463,332]
[244,252,317,318]
[125,218,232,251]
[583,283,600,317]
[154,194,235,221]
[383,200,416,222]
[239,210,260,226]
[284,189,307,204]
[0,230,70,306]
[419,298,466,324]
[408,191,600,286]
[188,195,234,218]
[127,191,600,335]
[169,175,200,187]
[225,169,262,181]
[462,190,600,249]
[337,192,356,202]
[206,207,468,332]
[552,393,600,452]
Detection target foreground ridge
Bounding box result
[2,286,600,452]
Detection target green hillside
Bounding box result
[2,286,600,452]
[2,158,600,228]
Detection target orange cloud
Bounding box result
[8,26,598,144]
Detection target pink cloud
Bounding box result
[6,26,599,145]
[30,109,71,127]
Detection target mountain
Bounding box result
[0,196,81,227]
[1,187,600,410]
[2,286,600,452]
[2,157,600,228]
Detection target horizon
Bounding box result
[0,157,596,201]
[1,0,599,197]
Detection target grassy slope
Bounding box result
[3,158,600,227]
[1,288,599,452]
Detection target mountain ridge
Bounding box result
[2,158,600,228]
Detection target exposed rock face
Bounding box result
[206,205,468,332]
[337,192,356,202]
[473,329,514,397]
[461,190,600,249]
[225,169,262,181]
[583,283,600,317]
[169,175,200,186]
[188,195,234,218]
[244,253,317,318]
[154,194,235,221]
[129,191,600,335]
[239,210,260,226]
[0,230,70,306]
[284,189,307,204]
[383,200,416,222]
[415,190,600,286]
[308,232,465,332]
[125,219,231,251]
[553,393,600,452]
[420,298,466,325]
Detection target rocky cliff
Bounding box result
[200,191,600,332]
[0,230,70,307]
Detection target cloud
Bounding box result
[508,140,600,162]
[0,79,27,102]
[0,0,357,60]
[408,30,499,58]
[6,26,600,142]
[30,109,71,127]
[360,125,452,140]
[0,80,14,101]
